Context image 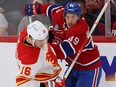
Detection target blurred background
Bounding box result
[0,0,116,36]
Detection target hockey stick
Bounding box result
[61,0,111,83]
[29,16,32,24]
[111,0,116,7]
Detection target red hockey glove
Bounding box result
[54,81,66,87]
[44,81,66,87]
[23,2,41,16]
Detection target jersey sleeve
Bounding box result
[40,3,64,20]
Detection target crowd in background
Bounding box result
[0,0,116,36]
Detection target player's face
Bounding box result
[34,39,46,48]
[65,14,79,28]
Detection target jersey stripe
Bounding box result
[67,57,100,66]
[83,37,94,52]
[92,67,99,87]
[59,40,76,58]
[46,4,62,20]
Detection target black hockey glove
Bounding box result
[48,30,55,43]
[40,83,46,87]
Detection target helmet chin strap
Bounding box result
[31,38,36,47]
[28,35,35,46]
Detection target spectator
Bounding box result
[0,13,8,35]
[24,1,102,87]
[85,0,101,35]
[111,1,116,28]
[93,0,116,35]
[0,0,31,31]
[0,7,4,13]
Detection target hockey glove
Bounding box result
[49,30,55,39]
[53,81,66,87]
[48,26,63,44]
[42,81,66,87]
[23,2,41,16]
[48,30,55,43]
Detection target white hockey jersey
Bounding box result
[16,28,61,86]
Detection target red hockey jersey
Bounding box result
[38,3,102,70]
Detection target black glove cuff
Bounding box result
[49,30,55,39]
[48,38,53,43]
[40,83,46,87]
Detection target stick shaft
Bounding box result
[29,16,32,24]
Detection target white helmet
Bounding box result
[27,21,48,40]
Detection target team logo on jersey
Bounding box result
[70,4,74,7]
[53,24,59,30]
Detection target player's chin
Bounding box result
[35,44,44,48]
[67,25,73,28]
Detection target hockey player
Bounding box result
[24,1,102,87]
[15,20,64,87]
